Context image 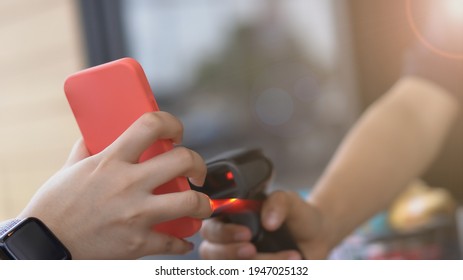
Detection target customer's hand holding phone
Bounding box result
[19,112,212,259]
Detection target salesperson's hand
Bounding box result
[18,112,212,259]
[199,191,335,260]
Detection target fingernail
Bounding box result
[234,231,250,241]
[186,242,195,251]
[237,245,255,259]
[266,211,279,229]
[287,253,302,260]
[208,198,214,212]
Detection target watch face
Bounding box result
[3,218,70,260]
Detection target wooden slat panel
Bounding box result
[0,0,84,220]
[0,0,60,26]
[0,1,83,78]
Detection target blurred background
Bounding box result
[0,0,462,259]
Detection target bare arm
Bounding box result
[199,77,461,260]
[199,5,463,259]
[309,76,460,249]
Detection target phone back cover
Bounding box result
[64,58,200,238]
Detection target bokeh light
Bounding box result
[255,88,294,126]
[445,0,463,22]
[406,0,463,59]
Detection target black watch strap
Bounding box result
[0,219,21,237]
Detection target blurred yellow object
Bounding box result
[389,180,456,232]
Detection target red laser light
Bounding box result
[226,171,234,181]
[210,198,262,215]
[211,198,237,210]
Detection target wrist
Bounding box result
[0,217,72,260]
[300,200,340,259]
[0,219,21,238]
[18,209,77,258]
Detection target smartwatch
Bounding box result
[0,217,72,260]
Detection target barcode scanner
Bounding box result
[191,149,302,255]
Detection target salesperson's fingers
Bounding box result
[200,219,252,244]
[254,250,302,260]
[260,191,294,232]
[199,241,257,260]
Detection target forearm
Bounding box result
[309,77,460,249]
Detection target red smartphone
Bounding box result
[64,57,201,238]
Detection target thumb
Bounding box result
[260,191,293,232]
[63,138,91,168]
[261,191,322,240]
